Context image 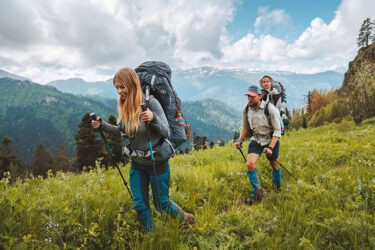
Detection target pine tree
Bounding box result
[193,135,208,150]
[31,144,54,177]
[0,137,21,179]
[102,114,123,168]
[217,139,225,147]
[233,131,240,141]
[54,144,70,172]
[371,19,375,44]
[306,91,312,116]
[357,18,374,48]
[202,136,208,150]
[75,112,102,170]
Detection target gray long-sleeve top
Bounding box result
[100,95,170,165]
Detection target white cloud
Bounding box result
[0,0,235,83]
[254,6,291,34]
[220,34,287,66]
[218,0,375,73]
[287,0,375,60]
[0,0,374,82]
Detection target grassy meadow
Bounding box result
[1,119,374,249]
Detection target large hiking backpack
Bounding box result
[262,81,291,128]
[135,61,190,149]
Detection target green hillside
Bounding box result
[0,78,117,162]
[1,119,374,249]
[0,78,240,163]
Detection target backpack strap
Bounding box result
[150,75,156,91]
[264,102,273,135]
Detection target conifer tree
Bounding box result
[233,131,240,141]
[193,135,208,150]
[102,114,124,167]
[31,144,54,177]
[54,144,70,172]
[371,19,375,44]
[75,112,102,170]
[357,18,374,48]
[217,139,225,147]
[0,137,21,179]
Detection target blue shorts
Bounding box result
[248,140,280,161]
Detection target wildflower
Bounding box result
[357,179,362,192]
[99,176,105,185]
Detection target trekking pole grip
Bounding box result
[90,113,102,123]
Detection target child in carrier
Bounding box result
[259,75,279,103]
[259,75,289,134]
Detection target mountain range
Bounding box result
[0,76,240,162]
[0,66,346,163]
[48,68,345,110]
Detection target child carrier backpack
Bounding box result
[135,61,191,148]
[262,81,291,130]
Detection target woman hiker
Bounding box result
[92,67,194,232]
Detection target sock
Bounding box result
[247,169,261,196]
[272,168,282,190]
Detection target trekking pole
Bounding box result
[142,87,163,211]
[90,113,133,199]
[237,147,297,181]
[273,159,298,181]
[238,147,247,163]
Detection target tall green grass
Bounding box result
[1,119,374,249]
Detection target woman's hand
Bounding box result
[91,117,101,129]
[140,108,155,122]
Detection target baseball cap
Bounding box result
[245,85,262,97]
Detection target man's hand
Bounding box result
[234,138,243,149]
[263,147,273,156]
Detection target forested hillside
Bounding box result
[0,78,116,162]
[0,78,240,162]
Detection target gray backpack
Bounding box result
[135,61,191,148]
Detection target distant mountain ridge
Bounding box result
[48,78,114,99]
[48,68,344,110]
[0,69,30,81]
[0,78,240,162]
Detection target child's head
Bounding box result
[259,75,274,91]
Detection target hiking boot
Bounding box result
[182,212,195,225]
[248,189,267,205]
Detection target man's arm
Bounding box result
[235,106,251,148]
[234,127,248,148]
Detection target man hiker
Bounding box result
[234,85,282,204]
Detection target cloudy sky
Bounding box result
[0,0,374,83]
